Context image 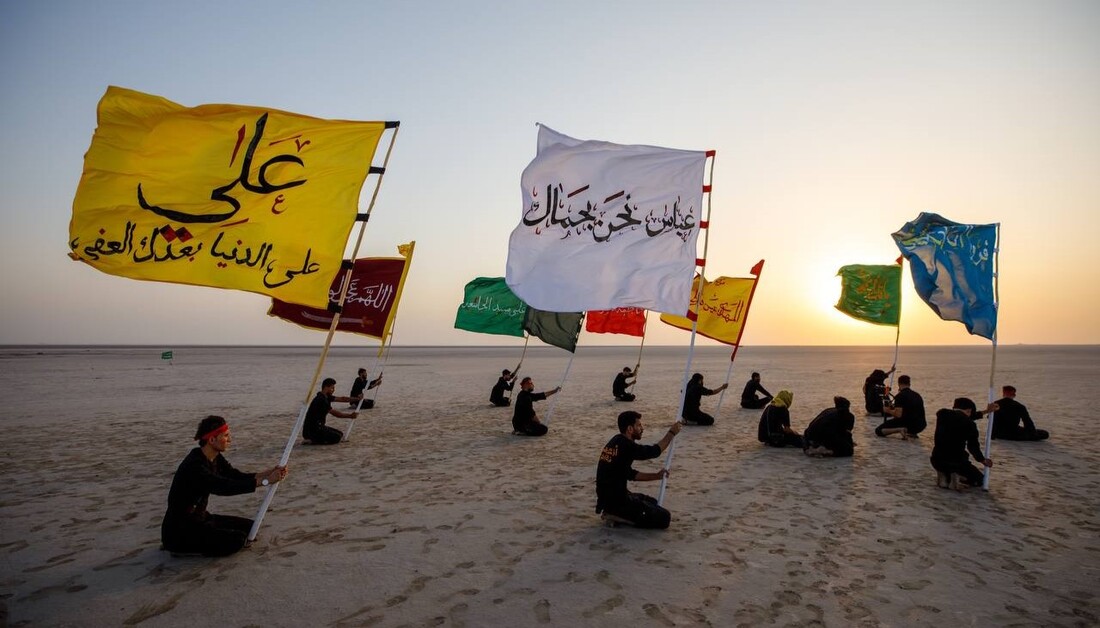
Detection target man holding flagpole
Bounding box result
[511,377,560,437]
[596,412,681,529]
[303,378,360,445]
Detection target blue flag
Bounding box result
[892,213,997,340]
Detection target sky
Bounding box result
[1,0,1097,348]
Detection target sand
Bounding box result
[1,344,1098,627]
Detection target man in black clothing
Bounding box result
[803,396,856,457]
[348,368,382,409]
[161,416,287,557]
[511,377,560,437]
[931,397,997,490]
[740,372,773,409]
[613,366,638,402]
[993,385,1049,441]
[596,411,681,529]
[303,378,359,445]
[757,390,804,448]
[683,373,728,425]
[863,366,895,415]
[875,375,926,439]
[490,368,518,407]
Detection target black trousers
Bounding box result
[683,411,715,426]
[615,393,636,402]
[491,398,511,407]
[931,457,985,486]
[304,425,344,445]
[162,514,253,557]
[765,432,804,448]
[604,493,671,529]
[741,397,771,410]
[994,427,1049,441]
[514,422,548,437]
[875,417,922,436]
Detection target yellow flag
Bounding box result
[68,86,389,308]
[660,276,756,345]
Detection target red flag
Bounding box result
[268,246,413,339]
[585,307,647,337]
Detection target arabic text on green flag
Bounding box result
[454,277,528,338]
[835,264,901,326]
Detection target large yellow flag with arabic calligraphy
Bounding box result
[68,86,389,308]
[660,276,757,346]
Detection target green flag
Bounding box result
[454,277,528,337]
[524,308,583,353]
[161,351,174,360]
[835,264,902,326]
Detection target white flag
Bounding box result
[506,126,706,315]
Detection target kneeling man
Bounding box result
[595,411,681,529]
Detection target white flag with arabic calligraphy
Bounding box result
[506,125,706,315]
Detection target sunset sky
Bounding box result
[1,1,1096,347]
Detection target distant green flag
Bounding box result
[454,277,528,338]
[161,351,174,360]
[836,264,902,326]
[524,308,583,352]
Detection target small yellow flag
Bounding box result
[68,86,389,308]
[660,276,757,346]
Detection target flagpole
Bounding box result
[507,334,531,402]
[249,122,400,542]
[629,311,649,393]
[981,223,1001,490]
[343,334,390,442]
[542,348,577,426]
[889,257,903,391]
[658,149,716,505]
[715,260,764,414]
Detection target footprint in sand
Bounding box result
[123,591,186,625]
[595,570,623,591]
[642,603,676,626]
[582,594,624,618]
[534,599,552,623]
[898,579,932,591]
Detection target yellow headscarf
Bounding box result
[772,390,793,408]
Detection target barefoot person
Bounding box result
[682,373,728,425]
[875,375,926,439]
[511,377,560,437]
[613,365,638,402]
[803,396,856,457]
[931,397,997,489]
[757,390,804,448]
[161,416,288,557]
[303,378,359,445]
[596,411,681,529]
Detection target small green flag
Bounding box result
[835,264,902,326]
[161,351,174,360]
[454,277,528,338]
[524,308,584,353]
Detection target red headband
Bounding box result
[198,423,229,442]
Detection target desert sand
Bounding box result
[1,344,1098,627]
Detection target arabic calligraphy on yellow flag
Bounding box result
[659,276,757,346]
[68,86,389,308]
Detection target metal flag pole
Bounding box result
[249,121,400,542]
[543,315,583,426]
[981,223,1001,490]
[630,311,649,393]
[658,149,716,506]
[715,260,764,414]
[506,334,531,402]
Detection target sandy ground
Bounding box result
[1,344,1098,627]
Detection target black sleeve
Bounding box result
[632,442,663,461]
[208,457,258,496]
[965,424,986,463]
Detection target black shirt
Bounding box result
[684,381,714,415]
[741,379,771,405]
[804,407,854,444]
[892,388,926,433]
[992,397,1036,436]
[596,433,662,512]
[490,377,514,404]
[613,372,633,397]
[512,390,547,431]
[304,392,333,438]
[757,405,791,442]
[931,408,986,464]
[162,448,255,535]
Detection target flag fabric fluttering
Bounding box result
[585,307,647,337]
[268,242,414,340]
[524,308,584,353]
[659,275,757,346]
[68,86,387,308]
[892,213,997,339]
[506,125,707,315]
[835,263,902,326]
[454,277,528,338]
[161,351,173,360]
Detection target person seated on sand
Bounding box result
[682,373,728,425]
[613,365,638,402]
[740,371,774,409]
[757,390,804,448]
[992,385,1049,441]
[863,365,896,415]
[931,397,997,490]
[596,411,681,529]
[303,377,359,445]
[161,415,288,557]
[490,366,520,407]
[875,375,926,439]
[803,396,856,457]
[347,368,382,409]
[511,377,560,437]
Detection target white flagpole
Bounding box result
[715,359,736,414]
[248,122,400,542]
[658,149,716,506]
[343,338,390,442]
[542,350,576,426]
[507,334,531,402]
[981,223,1001,490]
